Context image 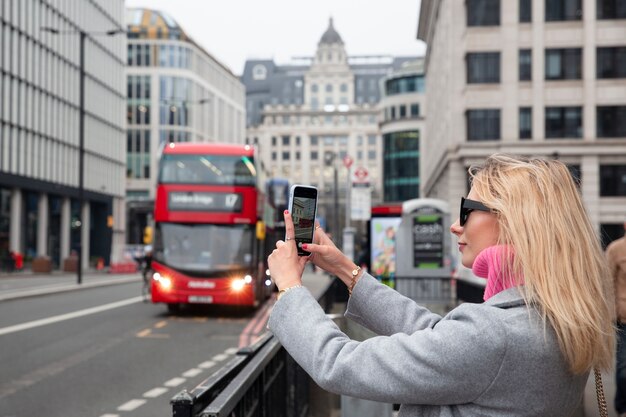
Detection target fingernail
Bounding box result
[302,244,308,249]
[284,210,289,214]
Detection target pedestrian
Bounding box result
[607,222,626,417]
[267,153,615,416]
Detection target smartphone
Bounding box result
[287,185,318,256]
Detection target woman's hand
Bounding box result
[303,223,352,282]
[267,211,308,291]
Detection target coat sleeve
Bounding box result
[268,286,507,405]
[344,273,444,335]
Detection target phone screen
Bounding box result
[289,186,317,256]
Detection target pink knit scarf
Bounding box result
[471,245,521,301]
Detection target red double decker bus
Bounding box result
[150,142,271,312]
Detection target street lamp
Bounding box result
[41,26,125,284]
[324,151,339,241]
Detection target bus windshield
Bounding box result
[154,223,254,273]
[159,154,256,186]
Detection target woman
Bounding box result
[267,154,615,416]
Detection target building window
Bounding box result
[545,106,582,138]
[340,83,348,92]
[311,151,318,160]
[466,109,501,141]
[467,52,501,83]
[385,75,425,95]
[310,135,318,145]
[467,0,501,26]
[282,152,290,160]
[399,105,407,118]
[282,135,290,146]
[295,152,300,160]
[597,47,626,79]
[311,84,318,93]
[597,0,626,19]
[520,0,532,22]
[519,107,532,139]
[390,107,397,119]
[410,104,420,117]
[368,150,376,160]
[597,106,626,138]
[600,165,626,196]
[601,223,626,249]
[368,135,377,145]
[272,152,277,160]
[546,0,582,20]
[519,49,532,81]
[326,84,333,93]
[545,48,582,80]
[272,136,277,146]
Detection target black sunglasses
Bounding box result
[460,197,491,226]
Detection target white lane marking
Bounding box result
[0,296,143,336]
[143,387,168,398]
[117,399,146,411]
[198,360,215,369]
[182,368,203,378]
[164,377,186,387]
[99,414,119,417]
[224,347,238,355]
[212,353,228,362]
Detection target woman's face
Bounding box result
[450,188,500,268]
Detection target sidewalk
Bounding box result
[0,270,140,302]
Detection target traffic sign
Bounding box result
[353,167,369,183]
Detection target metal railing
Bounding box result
[171,278,343,417]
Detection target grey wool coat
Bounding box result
[268,273,589,416]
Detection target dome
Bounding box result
[319,17,343,45]
[125,8,190,41]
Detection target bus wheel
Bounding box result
[167,303,181,314]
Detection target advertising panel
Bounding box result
[370,217,402,287]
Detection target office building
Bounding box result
[0,0,126,269]
[379,58,426,202]
[418,0,626,245]
[242,18,418,235]
[125,8,246,243]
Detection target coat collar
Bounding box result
[484,286,526,308]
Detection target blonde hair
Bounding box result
[470,153,615,374]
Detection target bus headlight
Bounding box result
[231,278,246,292]
[265,269,271,276]
[152,272,161,281]
[265,279,272,287]
[157,275,172,290]
[244,275,252,284]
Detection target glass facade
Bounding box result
[383,131,420,202]
[385,75,425,95]
[0,0,124,264]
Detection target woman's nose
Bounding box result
[450,218,462,235]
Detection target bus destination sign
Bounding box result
[168,192,242,212]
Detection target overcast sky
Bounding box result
[124,0,426,75]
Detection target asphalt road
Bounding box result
[0,281,254,417]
